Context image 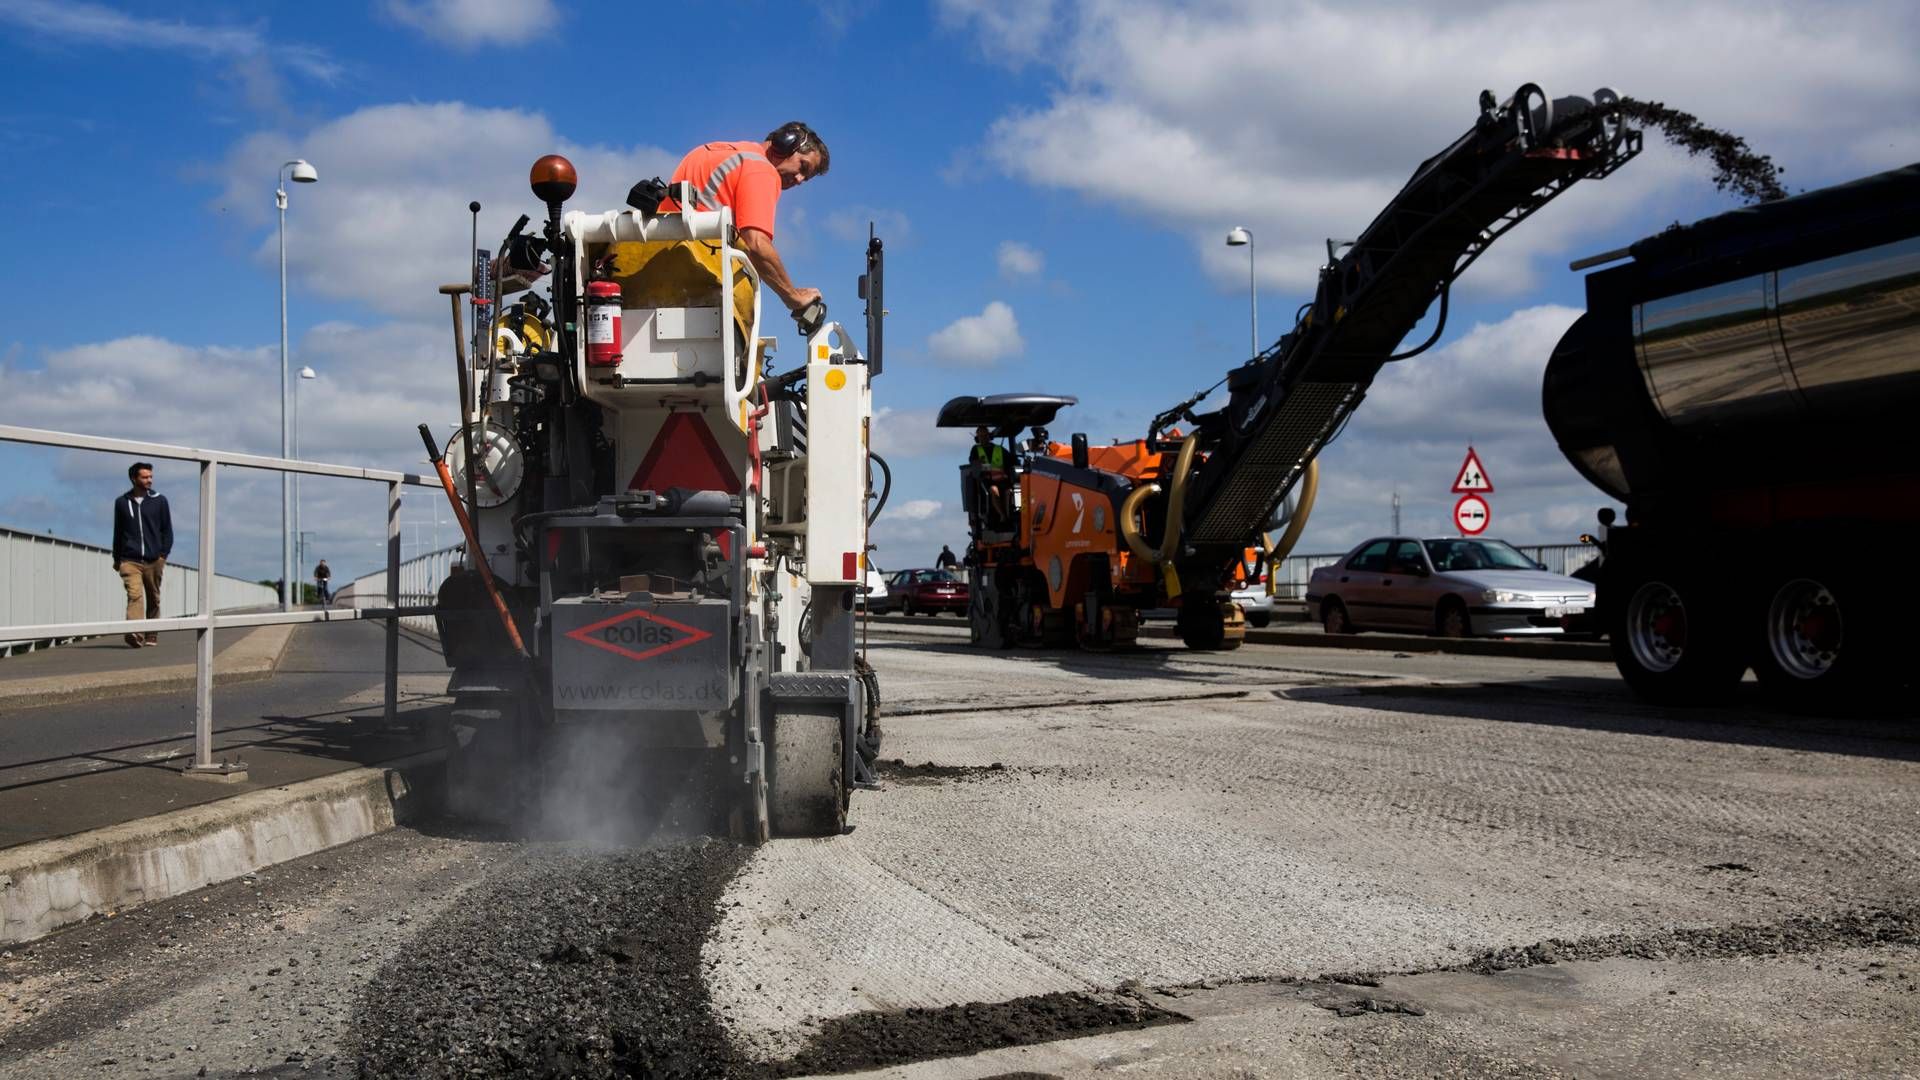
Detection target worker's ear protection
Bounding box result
[768,123,814,160]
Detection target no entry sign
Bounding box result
[1453,494,1491,535]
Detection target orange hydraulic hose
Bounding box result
[1263,458,1320,596]
[1268,458,1320,564]
[417,423,529,658]
[1118,434,1198,564]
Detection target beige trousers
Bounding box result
[117,557,165,622]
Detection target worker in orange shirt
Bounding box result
[655,122,830,315]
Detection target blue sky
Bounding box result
[2,0,1916,586]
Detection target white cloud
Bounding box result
[0,320,470,581]
[383,0,559,49]
[997,241,1044,278]
[219,103,677,317]
[935,0,1062,66]
[0,0,339,113]
[1289,304,1622,552]
[927,301,1024,367]
[826,206,912,245]
[870,501,970,572]
[964,0,1920,298]
[870,407,973,459]
[890,499,944,521]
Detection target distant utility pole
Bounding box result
[1391,491,1401,534]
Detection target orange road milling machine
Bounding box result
[943,84,1643,652]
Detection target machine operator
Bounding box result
[655,121,830,315]
[969,425,1010,529]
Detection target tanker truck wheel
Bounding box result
[1752,574,1891,708]
[767,704,847,837]
[1608,571,1744,705]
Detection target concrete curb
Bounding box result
[0,622,298,712]
[0,749,444,945]
[863,613,1610,663]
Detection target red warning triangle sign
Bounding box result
[1451,447,1494,493]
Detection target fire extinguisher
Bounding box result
[586,280,622,366]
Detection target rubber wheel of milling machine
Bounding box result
[767,703,848,837]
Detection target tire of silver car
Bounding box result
[1435,597,1470,638]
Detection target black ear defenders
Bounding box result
[769,124,813,159]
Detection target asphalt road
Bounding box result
[1,625,1915,1078]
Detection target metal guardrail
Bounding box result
[1270,542,1599,599]
[0,525,277,654]
[0,423,442,782]
[338,543,462,634]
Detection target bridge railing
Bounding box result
[1,526,277,654]
[0,423,443,782]
[337,543,462,635]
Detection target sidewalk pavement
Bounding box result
[0,621,451,941]
[0,621,450,850]
[0,621,296,711]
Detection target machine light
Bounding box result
[530,154,577,204]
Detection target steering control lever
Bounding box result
[794,298,827,338]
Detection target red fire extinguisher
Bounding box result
[586,280,622,366]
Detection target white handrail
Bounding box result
[0,422,440,781]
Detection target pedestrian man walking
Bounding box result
[314,559,332,606]
[936,544,959,569]
[111,461,172,647]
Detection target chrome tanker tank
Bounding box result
[1545,163,1920,510]
[1542,163,1919,706]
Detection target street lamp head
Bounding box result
[1225,226,1252,247]
[299,366,317,379]
[286,159,318,184]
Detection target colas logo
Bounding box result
[565,608,712,662]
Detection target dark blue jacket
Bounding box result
[112,491,173,563]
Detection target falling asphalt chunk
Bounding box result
[1615,97,1789,203]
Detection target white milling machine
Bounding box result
[428,155,885,840]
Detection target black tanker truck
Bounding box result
[1545,163,1919,705]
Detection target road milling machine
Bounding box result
[942,84,1643,651]
[426,155,887,841]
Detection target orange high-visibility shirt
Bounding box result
[656,140,782,238]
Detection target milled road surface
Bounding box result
[2,624,1915,1078]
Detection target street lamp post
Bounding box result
[278,158,318,610]
[293,364,316,599]
[1225,226,1257,356]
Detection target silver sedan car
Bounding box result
[1305,537,1596,637]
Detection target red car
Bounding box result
[888,568,969,616]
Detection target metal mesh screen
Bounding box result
[1190,381,1358,543]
